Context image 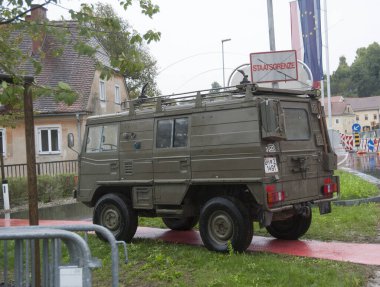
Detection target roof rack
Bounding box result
[123,84,320,115]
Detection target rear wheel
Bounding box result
[199,197,253,253]
[162,216,199,231]
[93,193,138,242]
[266,207,312,240]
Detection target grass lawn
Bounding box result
[335,170,380,200]
[89,237,371,287]
[119,203,379,286]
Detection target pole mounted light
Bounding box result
[221,38,231,87]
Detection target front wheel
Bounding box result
[199,197,253,253]
[162,216,199,231]
[266,207,312,240]
[93,193,138,242]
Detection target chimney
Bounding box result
[26,5,48,55]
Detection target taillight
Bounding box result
[266,183,285,207]
[323,177,337,196]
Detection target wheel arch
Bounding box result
[90,185,133,207]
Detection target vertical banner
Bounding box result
[290,0,323,89]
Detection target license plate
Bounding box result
[264,157,278,173]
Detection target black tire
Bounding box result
[266,207,312,240]
[162,216,199,231]
[93,193,138,242]
[199,197,253,253]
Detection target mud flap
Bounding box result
[318,201,332,215]
[259,210,273,228]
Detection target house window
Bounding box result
[99,80,106,101]
[156,118,189,148]
[335,119,339,124]
[0,129,6,156]
[37,127,60,154]
[374,114,377,120]
[356,115,359,121]
[365,114,368,121]
[115,85,120,104]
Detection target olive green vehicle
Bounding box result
[69,84,339,252]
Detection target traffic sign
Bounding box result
[352,123,361,132]
[250,50,298,83]
[368,139,375,152]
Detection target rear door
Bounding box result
[78,123,119,202]
[278,99,326,201]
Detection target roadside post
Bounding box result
[1,140,10,219]
[352,123,361,151]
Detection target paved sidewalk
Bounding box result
[1,218,379,266]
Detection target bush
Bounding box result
[6,174,76,207]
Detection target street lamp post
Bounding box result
[221,38,231,87]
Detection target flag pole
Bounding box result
[267,0,279,88]
[323,0,332,129]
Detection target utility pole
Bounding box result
[267,0,276,51]
[266,0,278,88]
[323,0,332,129]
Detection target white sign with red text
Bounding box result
[250,50,298,83]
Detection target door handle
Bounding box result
[110,162,119,170]
[180,159,190,169]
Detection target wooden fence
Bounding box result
[1,160,78,178]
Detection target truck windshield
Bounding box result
[284,108,311,140]
[86,124,118,153]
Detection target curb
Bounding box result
[334,196,380,206]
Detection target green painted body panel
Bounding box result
[76,86,338,215]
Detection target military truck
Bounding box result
[69,84,339,253]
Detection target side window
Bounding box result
[284,108,310,140]
[156,118,188,148]
[86,124,118,153]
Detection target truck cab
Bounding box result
[71,84,339,253]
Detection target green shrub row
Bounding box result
[4,174,76,207]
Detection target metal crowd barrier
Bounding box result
[0,224,127,287]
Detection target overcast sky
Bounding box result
[44,0,379,95]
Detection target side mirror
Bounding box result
[68,133,75,148]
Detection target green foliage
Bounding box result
[330,42,380,97]
[335,170,379,200]
[93,3,160,98]
[7,174,75,206]
[0,0,160,125]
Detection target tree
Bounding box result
[350,42,380,97]
[93,3,159,98]
[330,56,353,96]
[210,81,222,93]
[330,42,380,97]
[0,0,160,125]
